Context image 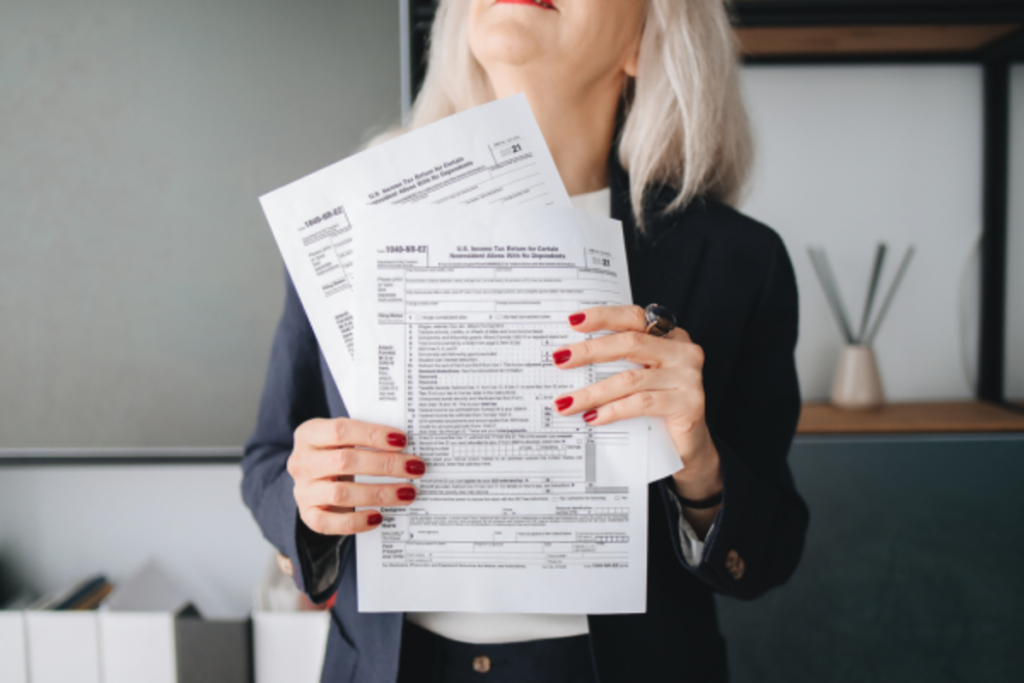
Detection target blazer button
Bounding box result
[472,655,492,673]
[276,553,294,578]
[725,550,745,580]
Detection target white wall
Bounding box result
[740,66,985,401]
[0,465,269,617]
[1006,65,1024,402]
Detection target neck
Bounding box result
[487,69,623,196]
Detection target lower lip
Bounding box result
[495,0,556,9]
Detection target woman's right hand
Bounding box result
[288,417,425,535]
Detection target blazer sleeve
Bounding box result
[658,232,809,600]
[241,274,345,603]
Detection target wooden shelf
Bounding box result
[737,24,1021,56]
[731,1,1024,58]
[797,401,1024,434]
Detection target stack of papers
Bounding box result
[260,95,680,614]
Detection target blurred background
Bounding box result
[1,1,1022,680]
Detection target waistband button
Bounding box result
[472,655,491,673]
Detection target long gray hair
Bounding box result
[397,0,752,224]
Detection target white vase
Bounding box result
[831,345,885,410]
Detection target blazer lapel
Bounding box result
[608,154,708,322]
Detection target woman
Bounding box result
[243,1,808,681]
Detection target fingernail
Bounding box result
[553,349,572,365]
[555,396,574,411]
[569,313,586,326]
[405,460,425,475]
[387,433,407,448]
[583,410,598,423]
[367,512,383,526]
[397,487,417,501]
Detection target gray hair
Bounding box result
[398,0,752,225]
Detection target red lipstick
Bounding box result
[495,0,556,10]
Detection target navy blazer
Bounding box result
[242,157,809,683]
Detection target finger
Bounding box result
[554,330,689,370]
[295,417,408,451]
[299,480,418,510]
[665,326,692,344]
[554,367,683,415]
[568,307,695,345]
[578,390,690,426]
[567,305,646,334]
[300,507,385,536]
[299,447,426,481]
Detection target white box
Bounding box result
[252,555,330,683]
[252,611,330,683]
[0,610,28,683]
[24,611,101,683]
[98,560,189,683]
[99,612,177,683]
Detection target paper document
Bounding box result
[350,206,648,613]
[260,96,682,484]
[259,94,570,405]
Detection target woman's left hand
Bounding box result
[551,305,723,508]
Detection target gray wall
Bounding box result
[0,0,400,448]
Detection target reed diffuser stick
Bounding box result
[856,243,887,344]
[808,247,855,344]
[864,246,915,345]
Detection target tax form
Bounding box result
[259,95,682,484]
[350,206,648,613]
[259,94,570,405]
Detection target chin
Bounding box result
[472,24,539,66]
[469,4,554,69]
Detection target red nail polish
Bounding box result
[553,349,572,365]
[367,512,383,526]
[583,410,598,423]
[397,487,417,501]
[405,460,425,475]
[387,433,407,448]
[569,313,586,326]
[555,396,574,411]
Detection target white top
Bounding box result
[569,186,612,217]
[406,187,707,644]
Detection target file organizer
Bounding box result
[252,611,330,683]
[24,610,101,683]
[98,561,190,683]
[175,614,252,683]
[100,610,179,683]
[0,609,28,683]
[252,556,330,683]
[97,560,251,683]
